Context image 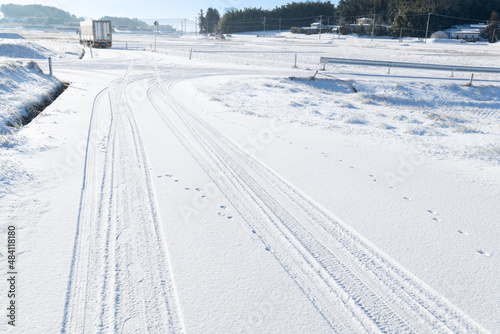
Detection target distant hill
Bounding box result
[101,16,176,32]
[99,16,150,30]
[142,18,194,28]
[0,3,83,25]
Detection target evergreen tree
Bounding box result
[483,10,499,42]
[198,8,220,34]
[198,9,207,34]
[206,8,221,34]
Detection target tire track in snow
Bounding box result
[61,64,184,333]
[61,86,111,333]
[147,71,488,333]
[147,82,359,332]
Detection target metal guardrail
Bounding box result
[320,57,500,74]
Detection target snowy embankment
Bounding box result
[0,31,83,60]
[0,61,63,134]
[0,32,73,135]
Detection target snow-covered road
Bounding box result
[149,67,486,332]
[1,32,499,333]
[53,48,487,332]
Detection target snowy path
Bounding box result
[61,66,184,333]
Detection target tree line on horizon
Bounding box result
[0,4,83,25]
[99,16,150,30]
[0,4,176,31]
[338,0,500,37]
[199,0,500,40]
[199,2,336,34]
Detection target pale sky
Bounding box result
[0,0,338,20]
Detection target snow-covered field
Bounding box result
[0,28,499,333]
[197,76,500,163]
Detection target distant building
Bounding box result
[310,22,324,29]
[356,18,374,26]
[444,24,486,41]
[450,30,480,41]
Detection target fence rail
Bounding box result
[320,57,500,74]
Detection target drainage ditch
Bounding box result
[6,81,70,130]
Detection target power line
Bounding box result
[432,13,488,23]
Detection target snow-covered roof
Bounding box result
[451,30,480,35]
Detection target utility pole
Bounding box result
[425,13,431,43]
[263,17,266,37]
[399,26,403,42]
[154,20,159,51]
[319,15,323,40]
[371,14,376,41]
[184,18,187,36]
[279,17,281,36]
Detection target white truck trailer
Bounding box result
[79,20,112,48]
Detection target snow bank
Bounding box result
[0,33,25,39]
[0,43,50,59]
[0,32,83,60]
[0,61,63,134]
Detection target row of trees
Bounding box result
[198,0,500,40]
[218,2,335,34]
[365,0,500,37]
[335,0,500,38]
[337,0,500,25]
